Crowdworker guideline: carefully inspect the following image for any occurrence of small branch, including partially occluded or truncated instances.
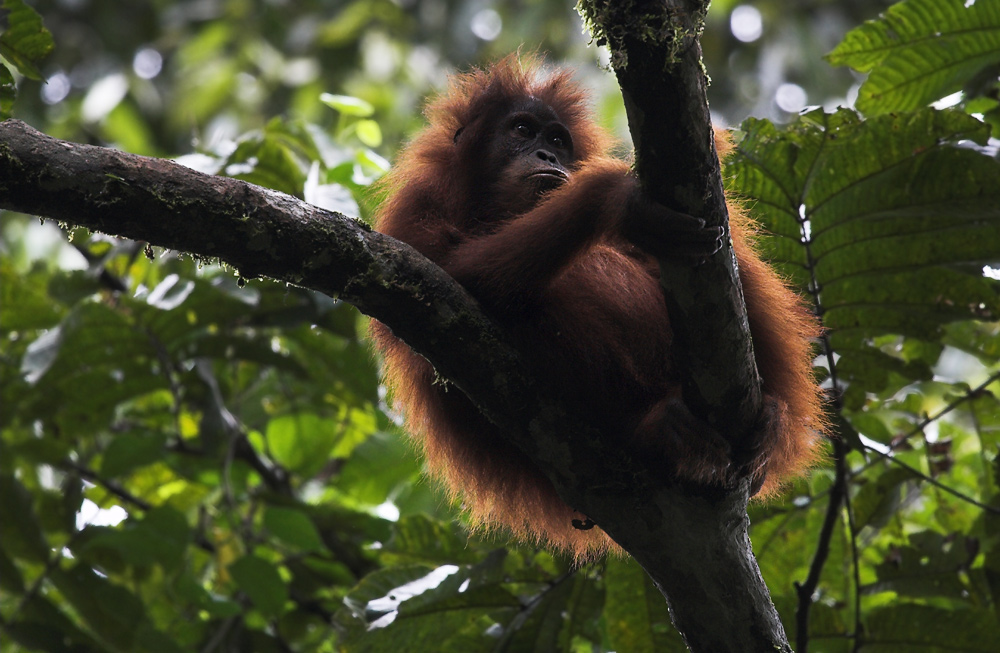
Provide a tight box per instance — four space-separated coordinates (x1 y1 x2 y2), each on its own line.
845 472 862 653
862 445 1000 515
794 438 848 652
889 370 1000 450
65 461 153 512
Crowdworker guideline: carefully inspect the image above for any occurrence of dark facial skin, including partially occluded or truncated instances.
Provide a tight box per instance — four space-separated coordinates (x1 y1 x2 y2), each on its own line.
490 100 575 215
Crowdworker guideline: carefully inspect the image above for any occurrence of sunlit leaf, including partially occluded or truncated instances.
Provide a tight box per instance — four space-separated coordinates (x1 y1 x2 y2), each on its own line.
355 119 383 147
265 412 340 477
320 93 375 117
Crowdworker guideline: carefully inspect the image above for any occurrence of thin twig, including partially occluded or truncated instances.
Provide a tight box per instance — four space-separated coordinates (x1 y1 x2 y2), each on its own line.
843 463 862 653
66 460 152 511
795 438 848 653
853 370 1000 466
861 445 1000 515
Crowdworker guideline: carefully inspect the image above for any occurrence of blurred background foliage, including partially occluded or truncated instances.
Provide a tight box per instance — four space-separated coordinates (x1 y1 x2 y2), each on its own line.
2 0 1000 651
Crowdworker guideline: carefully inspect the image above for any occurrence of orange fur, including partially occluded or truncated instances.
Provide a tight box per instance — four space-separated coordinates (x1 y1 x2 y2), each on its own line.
370 55 825 560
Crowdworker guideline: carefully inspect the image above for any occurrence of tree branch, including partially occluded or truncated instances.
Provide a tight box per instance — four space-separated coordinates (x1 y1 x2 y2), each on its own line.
581 1 761 432
795 438 848 652
0 119 520 433
579 1 787 650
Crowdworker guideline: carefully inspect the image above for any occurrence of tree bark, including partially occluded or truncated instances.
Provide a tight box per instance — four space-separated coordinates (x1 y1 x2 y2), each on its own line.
578 1 787 650
581 0 764 481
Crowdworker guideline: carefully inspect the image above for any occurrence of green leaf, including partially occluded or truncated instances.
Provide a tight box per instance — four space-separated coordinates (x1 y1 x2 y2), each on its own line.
852 468 915 531
222 117 322 195
383 514 479 563
334 430 426 510
17 302 167 435
730 108 1000 395
100 431 169 477
498 574 596 652
173 573 242 618
229 554 289 617
102 101 157 156
356 147 391 176
0 544 24 592
146 274 195 311
0 0 54 80
75 525 157 569
338 554 520 652
76 506 190 573
320 93 375 117
868 531 974 599
0 260 64 330
341 565 437 617
20 323 64 385
8 593 103 650
263 506 326 553
136 505 192 571
355 119 383 147
604 557 686 653
266 412 340 477
827 0 1000 114
1 63 14 119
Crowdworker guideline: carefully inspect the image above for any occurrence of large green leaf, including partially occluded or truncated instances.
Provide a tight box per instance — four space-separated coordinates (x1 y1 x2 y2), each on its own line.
265 412 341 476
729 108 1000 402
496 573 597 652
827 0 1000 114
